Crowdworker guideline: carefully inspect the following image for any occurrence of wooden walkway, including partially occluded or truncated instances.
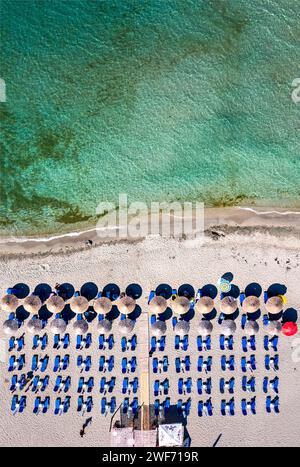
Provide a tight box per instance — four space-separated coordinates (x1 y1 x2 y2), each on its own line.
138 311 150 430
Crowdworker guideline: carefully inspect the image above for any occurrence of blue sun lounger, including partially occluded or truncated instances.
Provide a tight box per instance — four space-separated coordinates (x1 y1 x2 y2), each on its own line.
178 378 183 394
154 380 160 396
85 333 92 348
11 395 18 412
130 335 137 351
40 356 48 372
76 335 83 349
107 356 114 372
120 377 127 394
122 398 129 415
270 376 279 393
107 334 114 349
62 355 70 370
63 376 71 392
99 335 105 350
150 336 156 353
55 398 61 415
86 396 93 412
53 334 60 349
266 396 279 413
101 397 107 415
31 355 38 372
186 378 192 393
184 356 190 371
129 357 136 372
151 315 156 325
100 377 106 393
154 399 160 416
121 358 127 374
182 335 189 351
85 356 91 371
198 401 203 417
8 356 16 372
19 396 26 413
131 398 138 415
263 314 269 326
42 397 50 413
77 396 83 412
241 314 247 329
16 336 24 352
148 290 155 304
241 399 247 416
242 376 255 392
9 337 15 352
220 335 225 350
175 358 181 373
34 397 41 414
54 376 62 392
110 397 116 414
77 377 84 393
17 355 25 370
64 396 71 413
41 334 48 350
41 376 49 391
10 375 18 391
63 334 70 349
132 377 138 394
33 335 40 350
87 377 94 392
158 336 165 351
53 356 60 372
175 335 180 350
152 358 158 373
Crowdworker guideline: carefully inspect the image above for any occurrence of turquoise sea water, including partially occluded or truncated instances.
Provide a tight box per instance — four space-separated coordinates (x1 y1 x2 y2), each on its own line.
1 0 300 237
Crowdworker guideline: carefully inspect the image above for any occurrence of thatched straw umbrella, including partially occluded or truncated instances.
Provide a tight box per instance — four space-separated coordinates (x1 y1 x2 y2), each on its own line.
171 296 190 315
0 294 19 312
220 319 237 336
242 296 260 314
149 296 168 315
23 295 42 314
50 318 67 334
244 320 259 336
117 296 136 315
70 296 89 314
3 319 19 335
118 318 135 335
198 320 213 336
265 296 283 315
151 320 167 337
73 320 89 335
195 296 214 315
97 319 112 333
94 297 112 315
175 320 190 336
46 295 65 313
220 296 238 315
27 317 43 334
264 320 282 336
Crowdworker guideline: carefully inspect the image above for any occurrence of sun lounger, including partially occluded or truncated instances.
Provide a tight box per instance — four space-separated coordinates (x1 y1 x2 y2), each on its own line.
240 293 245 305
63 334 70 349
42 397 50 413
34 397 41 414
62 355 69 370
108 356 114 372
87 377 94 393
11 395 18 412
77 396 83 412
100 397 107 415
64 396 70 413
53 356 60 372
10 375 17 392
121 358 127 374
182 335 189 351
241 314 247 329
41 376 49 391
64 376 71 392
250 398 256 414
154 399 160 416
172 316 177 329
197 336 203 351
271 376 279 393
76 335 83 350
175 358 181 373
152 358 158 373
130 357 136 372
206 399 213 416
122 397 129 415
55 397 61 415
264 291 268 303
132 377 138 394
154 380 160 396
158 336 165 351
263 314 269 326
110 396 116 414
54 376 62 392
9 337 15 352
53 334 60 349
150 314 156 325
100 377 106 393
177 399 182 414
270 336 279 351
274 396 280 413
19 396 26 413
41 334 48 350
241 357 247 372
148 290 155 304
99 335 105 350
85 356 92 371
198 401 203 417
175 335 180 350
186 378 192 393
150 336 156 353
121 377 128 394
220 335 225 350
32 335 39 349
229 399 235 416
16 336 24 352
8 356 16 372
86 396 93 413
185 356 190 371
130 335 137 350
241 399 247 416
250 355 256 370
242 336 248 352
266 396 272 413
85 333 92 348
249 335 256 351
18 355 25 370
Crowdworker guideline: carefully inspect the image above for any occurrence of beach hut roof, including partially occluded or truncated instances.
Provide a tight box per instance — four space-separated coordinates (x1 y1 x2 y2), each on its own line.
174 320 190 336
151 320 167 337
197 320 213 336
242 296 260 313
23 295 42 314
3 319 19 335
220 296 238 315
27 317 43 334
94 297 112 314
50 318 67 334
149 296 168 315
265 296 283 315
97 319 112 333
46 295 65 313
70 296 89 314
117 296 136 315
244 320 259 336
195 296 214 314
171 296 190 315
220 319 237 336
264 320 282 336
118 318 135 335
0 294 19 312
73 320 89 335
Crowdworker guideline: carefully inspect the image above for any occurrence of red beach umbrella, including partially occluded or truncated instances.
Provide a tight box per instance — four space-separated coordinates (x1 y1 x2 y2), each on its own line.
282 322 298 336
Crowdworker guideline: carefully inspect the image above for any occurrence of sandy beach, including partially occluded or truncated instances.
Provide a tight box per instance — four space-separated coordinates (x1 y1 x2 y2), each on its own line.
0 207 299 447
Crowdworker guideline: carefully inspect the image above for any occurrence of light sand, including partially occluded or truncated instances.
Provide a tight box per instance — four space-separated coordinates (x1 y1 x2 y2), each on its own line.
0 221 300 447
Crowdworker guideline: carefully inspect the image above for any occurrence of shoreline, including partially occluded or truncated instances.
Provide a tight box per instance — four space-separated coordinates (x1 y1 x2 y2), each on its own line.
0 206 300 258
